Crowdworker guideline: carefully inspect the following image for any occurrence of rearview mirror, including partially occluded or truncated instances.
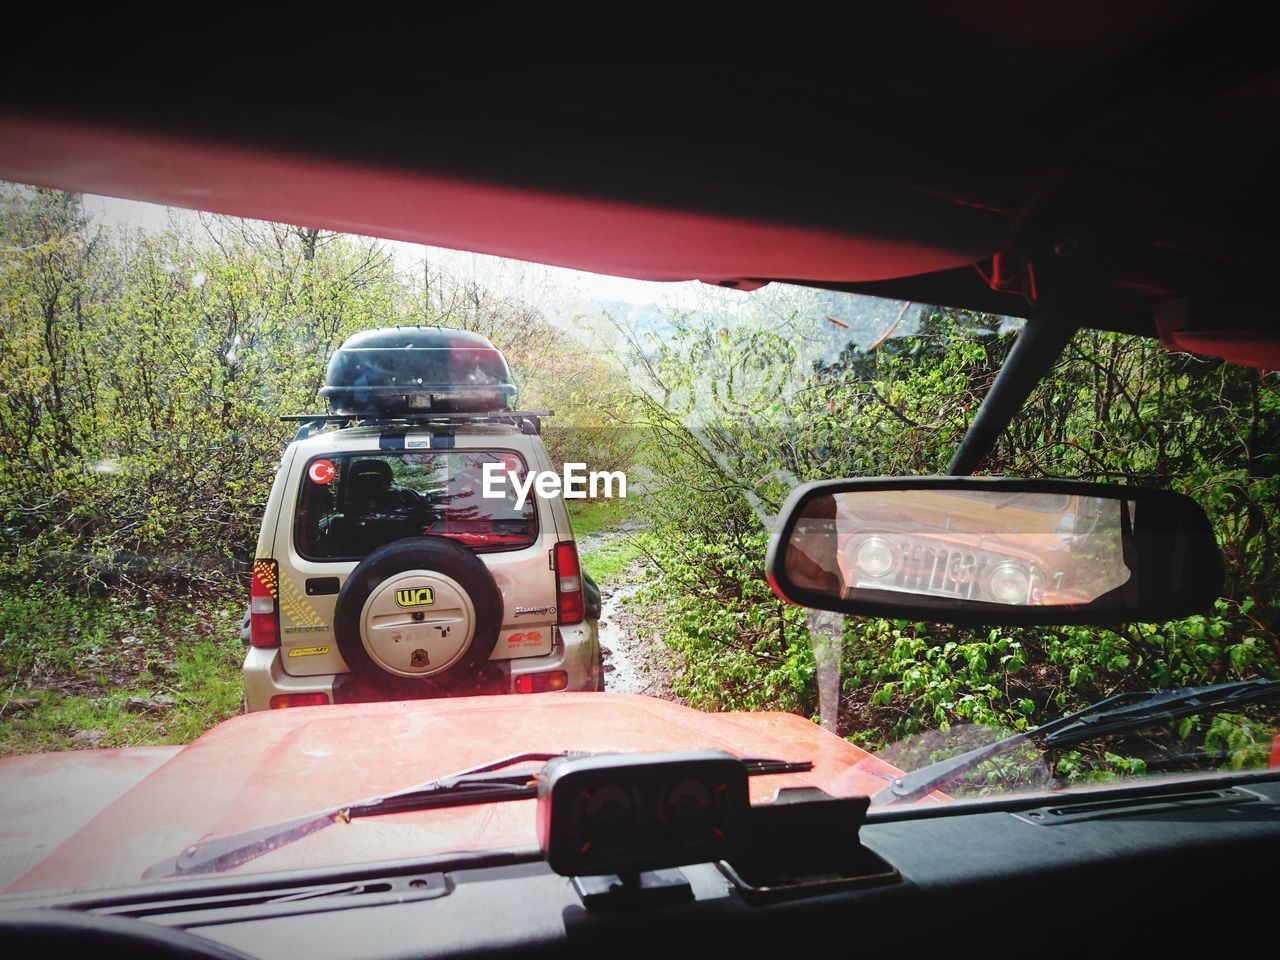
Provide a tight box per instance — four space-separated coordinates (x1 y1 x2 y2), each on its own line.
766 478 1223 625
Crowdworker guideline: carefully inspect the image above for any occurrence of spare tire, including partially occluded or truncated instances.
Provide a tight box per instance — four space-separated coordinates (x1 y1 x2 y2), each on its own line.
333 537 503 698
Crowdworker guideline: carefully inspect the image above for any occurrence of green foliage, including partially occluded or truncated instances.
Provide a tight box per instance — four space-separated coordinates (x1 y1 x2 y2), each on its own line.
568 497 636 540
1 192 405 584
631 530 816 714
572 496 647 584
1202 712 1275 770
3 186 1278 782
0 633 245 755
836 598 1277 748
0 187 643 753
0 580 244 754
580 537 646 584
621 299 1280 781
0 189 636 588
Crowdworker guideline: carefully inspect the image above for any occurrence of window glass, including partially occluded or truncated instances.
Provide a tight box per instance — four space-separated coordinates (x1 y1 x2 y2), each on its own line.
298 451 536 558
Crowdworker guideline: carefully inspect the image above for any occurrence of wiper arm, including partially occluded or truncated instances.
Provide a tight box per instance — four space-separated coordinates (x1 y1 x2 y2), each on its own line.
143 752 813 880
142 751 560 881
871 678 1280 808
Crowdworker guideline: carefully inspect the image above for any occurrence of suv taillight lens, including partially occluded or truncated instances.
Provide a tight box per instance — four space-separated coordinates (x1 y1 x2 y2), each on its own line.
250 559 281 648
514 671 569 694
554 542 584 626
270 693 330 709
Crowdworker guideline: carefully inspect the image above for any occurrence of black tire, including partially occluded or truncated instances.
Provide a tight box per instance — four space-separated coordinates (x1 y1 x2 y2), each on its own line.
583 569 602 622
333 537 504 698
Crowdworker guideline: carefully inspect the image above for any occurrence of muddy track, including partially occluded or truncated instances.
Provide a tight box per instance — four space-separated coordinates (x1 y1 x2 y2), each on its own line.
587 533 681 701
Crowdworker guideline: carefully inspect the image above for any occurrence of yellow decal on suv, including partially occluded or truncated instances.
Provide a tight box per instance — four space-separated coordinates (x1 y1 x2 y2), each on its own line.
287 645 331 658
395 587 435 607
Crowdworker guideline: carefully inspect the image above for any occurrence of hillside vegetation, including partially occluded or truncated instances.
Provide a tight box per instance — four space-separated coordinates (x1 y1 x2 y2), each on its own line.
2 188 1277 780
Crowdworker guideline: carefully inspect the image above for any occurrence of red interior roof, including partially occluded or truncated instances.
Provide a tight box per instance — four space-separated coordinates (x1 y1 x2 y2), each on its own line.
1 7 1276 343
0 113 992 286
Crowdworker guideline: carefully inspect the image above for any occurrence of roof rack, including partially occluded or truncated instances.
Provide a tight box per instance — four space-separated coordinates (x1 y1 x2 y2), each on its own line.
282 410 554 441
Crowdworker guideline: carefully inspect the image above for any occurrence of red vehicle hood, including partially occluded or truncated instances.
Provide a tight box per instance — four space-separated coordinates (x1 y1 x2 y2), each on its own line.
0 694 909 896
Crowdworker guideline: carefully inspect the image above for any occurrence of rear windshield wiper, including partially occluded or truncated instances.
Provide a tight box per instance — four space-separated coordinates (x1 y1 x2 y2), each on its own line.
871 678 1280 808
143 752 812 880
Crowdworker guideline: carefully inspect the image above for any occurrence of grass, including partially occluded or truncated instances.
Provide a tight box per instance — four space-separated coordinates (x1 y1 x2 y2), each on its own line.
567 496 636 539
0 496 650 755
0 582 245 755
581 536 647 584
568 495 649 587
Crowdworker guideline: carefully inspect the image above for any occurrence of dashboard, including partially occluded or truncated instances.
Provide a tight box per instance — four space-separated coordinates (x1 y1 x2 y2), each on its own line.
7 771 1277 958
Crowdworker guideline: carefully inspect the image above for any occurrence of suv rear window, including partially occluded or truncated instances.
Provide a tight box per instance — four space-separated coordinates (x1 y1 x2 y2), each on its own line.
296 451 537 560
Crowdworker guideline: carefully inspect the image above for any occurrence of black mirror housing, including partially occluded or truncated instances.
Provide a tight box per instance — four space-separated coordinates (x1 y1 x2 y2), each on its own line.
766 477 1224 626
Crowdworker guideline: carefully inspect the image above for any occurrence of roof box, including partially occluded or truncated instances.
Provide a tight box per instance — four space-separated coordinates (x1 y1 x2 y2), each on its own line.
319 327 518 415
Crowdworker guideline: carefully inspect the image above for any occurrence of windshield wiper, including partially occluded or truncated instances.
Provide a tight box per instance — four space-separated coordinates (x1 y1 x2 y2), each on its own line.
871 678 1280 808
143 752 812 880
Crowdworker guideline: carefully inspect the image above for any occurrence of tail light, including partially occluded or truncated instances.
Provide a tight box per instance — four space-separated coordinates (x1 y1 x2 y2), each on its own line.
270 693 330 709
553 541 584 625
250 559 281 648
514 671 569 694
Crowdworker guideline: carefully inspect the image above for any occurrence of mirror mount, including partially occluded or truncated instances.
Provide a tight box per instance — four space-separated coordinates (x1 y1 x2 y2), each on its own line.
946 310 1077 476
952 186 1146 475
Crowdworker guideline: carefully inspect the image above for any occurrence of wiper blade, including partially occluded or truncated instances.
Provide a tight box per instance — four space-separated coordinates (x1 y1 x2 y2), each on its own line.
143 752 813 880
871 678 1280 808
142 751 559 881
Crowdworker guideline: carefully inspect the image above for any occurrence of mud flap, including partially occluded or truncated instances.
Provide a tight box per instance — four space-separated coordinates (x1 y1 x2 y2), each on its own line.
583 570 602 622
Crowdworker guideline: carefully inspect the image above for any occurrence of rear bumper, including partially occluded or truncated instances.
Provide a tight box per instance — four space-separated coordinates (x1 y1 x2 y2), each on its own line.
242 645 336 712
243 620 602 712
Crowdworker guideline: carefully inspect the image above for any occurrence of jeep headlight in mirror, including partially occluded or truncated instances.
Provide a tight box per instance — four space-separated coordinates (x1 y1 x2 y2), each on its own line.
766 478 1223 625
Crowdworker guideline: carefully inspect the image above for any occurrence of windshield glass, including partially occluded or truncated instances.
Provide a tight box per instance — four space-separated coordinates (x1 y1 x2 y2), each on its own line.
1 184 1278 895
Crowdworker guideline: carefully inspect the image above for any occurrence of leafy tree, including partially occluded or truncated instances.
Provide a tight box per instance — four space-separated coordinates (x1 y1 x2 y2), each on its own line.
616 299 1280 771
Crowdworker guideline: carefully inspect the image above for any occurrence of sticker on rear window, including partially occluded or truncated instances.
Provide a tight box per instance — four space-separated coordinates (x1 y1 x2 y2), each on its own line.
308 459 335 485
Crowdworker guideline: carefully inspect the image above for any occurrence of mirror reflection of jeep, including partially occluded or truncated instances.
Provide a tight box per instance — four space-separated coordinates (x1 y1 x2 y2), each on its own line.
241 327 605 711
832 491 1089 606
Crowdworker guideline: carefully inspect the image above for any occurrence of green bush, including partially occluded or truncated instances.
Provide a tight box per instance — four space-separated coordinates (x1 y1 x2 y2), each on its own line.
632 530 815 714
621 301 1280 772
0 189 637 589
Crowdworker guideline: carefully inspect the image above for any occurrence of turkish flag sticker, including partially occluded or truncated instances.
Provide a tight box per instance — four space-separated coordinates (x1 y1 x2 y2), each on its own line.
308 459 336 485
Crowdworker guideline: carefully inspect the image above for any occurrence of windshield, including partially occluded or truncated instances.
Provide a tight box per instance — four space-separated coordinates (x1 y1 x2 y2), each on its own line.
1 184 1278 895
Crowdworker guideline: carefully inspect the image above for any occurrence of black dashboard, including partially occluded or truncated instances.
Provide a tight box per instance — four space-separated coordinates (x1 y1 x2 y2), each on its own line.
8 772 1277 958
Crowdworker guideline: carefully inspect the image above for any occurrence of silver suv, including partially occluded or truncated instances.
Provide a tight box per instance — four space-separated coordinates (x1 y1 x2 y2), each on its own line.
241 328 603 711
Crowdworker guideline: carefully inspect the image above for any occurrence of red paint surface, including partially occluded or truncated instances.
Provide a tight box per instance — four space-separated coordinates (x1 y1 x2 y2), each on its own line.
0 746 180 885
0 114 984 287
0 694 915 895
1163 330 1280 371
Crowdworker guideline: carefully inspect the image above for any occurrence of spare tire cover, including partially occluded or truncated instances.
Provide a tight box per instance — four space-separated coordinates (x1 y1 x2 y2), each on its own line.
334 537 503 696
